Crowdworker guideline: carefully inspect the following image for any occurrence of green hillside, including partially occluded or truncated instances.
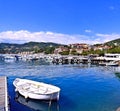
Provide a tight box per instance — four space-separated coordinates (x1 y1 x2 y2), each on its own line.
0 42 64 54
105 38 120 46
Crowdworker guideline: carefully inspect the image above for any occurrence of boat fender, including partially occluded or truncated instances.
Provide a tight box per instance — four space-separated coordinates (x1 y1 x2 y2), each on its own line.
74 59 77 63
59 59 62 63
77 60 80 64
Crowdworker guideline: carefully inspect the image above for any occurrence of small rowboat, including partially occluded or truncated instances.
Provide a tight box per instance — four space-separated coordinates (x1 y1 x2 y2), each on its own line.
13 78 60 100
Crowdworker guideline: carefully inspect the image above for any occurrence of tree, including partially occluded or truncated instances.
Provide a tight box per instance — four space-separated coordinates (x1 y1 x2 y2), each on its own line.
107 46 120 53
34 47 43 53
59 51 69 55
70 49 78 55
44 47 55 54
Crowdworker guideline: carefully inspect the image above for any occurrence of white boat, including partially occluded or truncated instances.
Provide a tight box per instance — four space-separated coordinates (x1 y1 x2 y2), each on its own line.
99 61 119 66
96 53 120 61
4 55 16 62
105 61 119 66
13 78 60 101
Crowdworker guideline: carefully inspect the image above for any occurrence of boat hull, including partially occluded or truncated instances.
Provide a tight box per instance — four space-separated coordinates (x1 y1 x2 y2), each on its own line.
17 89 60 100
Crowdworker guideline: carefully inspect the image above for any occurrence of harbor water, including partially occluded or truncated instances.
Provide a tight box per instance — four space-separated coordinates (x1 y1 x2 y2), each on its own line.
1 61 120 111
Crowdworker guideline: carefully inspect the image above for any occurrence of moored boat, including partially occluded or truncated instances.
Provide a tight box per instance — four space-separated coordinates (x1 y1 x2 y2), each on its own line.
105 61 119 66
13 78 60 101
99 61 119 66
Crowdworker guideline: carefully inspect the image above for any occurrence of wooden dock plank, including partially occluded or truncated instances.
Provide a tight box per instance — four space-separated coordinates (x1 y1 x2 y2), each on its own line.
0 76 9 111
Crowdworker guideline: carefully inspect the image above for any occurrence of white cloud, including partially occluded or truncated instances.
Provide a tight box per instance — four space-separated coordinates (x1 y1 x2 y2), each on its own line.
109 6 115 10
85 29 92 33
0 30 120 45
96 33 120 43
0 30 91 44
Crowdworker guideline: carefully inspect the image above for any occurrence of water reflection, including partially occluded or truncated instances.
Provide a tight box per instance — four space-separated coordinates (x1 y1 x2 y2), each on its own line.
97 66 120 74
15 93 59 111
115 72 120 79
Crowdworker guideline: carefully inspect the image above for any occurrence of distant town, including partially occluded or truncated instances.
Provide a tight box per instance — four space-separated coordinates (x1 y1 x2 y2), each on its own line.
0 38 120 56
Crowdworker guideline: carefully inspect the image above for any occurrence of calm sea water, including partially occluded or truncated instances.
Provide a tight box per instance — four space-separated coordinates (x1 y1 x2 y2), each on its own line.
1 61 120 111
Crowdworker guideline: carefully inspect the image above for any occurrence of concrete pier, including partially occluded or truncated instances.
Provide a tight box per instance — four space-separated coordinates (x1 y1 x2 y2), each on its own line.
0 76 9 111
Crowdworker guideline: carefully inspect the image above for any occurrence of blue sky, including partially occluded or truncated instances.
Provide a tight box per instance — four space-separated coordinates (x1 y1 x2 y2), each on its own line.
0 0 120 44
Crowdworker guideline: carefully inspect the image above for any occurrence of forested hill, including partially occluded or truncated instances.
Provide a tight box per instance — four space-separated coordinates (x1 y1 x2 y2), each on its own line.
0 42 64 54
105 38 120 46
